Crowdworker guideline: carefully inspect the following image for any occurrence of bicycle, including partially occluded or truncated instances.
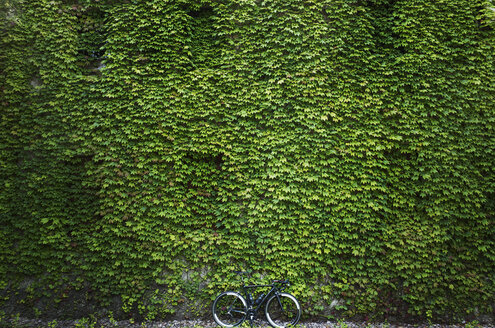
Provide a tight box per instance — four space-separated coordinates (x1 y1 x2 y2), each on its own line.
212 271 301 328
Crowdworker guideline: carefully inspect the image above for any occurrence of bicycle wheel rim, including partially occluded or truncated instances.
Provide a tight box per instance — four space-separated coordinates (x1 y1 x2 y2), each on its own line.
265 293 301 328
213 292 247 327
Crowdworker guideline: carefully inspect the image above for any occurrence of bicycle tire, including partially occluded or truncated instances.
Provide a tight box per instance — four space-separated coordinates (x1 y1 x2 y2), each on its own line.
265 292 301 328
212 291 248 327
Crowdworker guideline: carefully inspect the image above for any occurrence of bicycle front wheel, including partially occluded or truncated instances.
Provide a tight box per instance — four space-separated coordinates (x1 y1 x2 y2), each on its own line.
265 293 301 328
212 291 247 327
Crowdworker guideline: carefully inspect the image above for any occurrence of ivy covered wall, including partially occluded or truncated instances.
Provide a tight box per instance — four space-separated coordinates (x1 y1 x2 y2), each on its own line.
1 0 494 322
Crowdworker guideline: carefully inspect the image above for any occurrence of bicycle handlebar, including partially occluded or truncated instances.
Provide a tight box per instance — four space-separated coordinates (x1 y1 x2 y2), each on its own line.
233 270 250 275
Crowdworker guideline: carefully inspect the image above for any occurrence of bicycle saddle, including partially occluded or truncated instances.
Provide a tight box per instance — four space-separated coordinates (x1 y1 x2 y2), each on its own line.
272 279 289 284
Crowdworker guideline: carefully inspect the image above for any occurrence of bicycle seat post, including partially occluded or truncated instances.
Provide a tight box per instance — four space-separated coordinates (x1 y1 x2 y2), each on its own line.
240 272 245 286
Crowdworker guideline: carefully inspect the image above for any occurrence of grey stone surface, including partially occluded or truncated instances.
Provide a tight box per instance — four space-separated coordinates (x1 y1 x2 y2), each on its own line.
3 318 494 328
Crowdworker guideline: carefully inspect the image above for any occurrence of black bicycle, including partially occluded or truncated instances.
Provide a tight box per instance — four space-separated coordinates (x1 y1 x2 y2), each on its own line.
212 271 301 328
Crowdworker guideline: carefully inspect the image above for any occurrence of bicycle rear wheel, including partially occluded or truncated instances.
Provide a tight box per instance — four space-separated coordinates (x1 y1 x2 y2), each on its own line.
265 293 301 328
212 291 247 327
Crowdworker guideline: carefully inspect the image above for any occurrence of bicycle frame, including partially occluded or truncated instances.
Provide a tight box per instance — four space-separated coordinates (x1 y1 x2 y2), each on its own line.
241 283 285 313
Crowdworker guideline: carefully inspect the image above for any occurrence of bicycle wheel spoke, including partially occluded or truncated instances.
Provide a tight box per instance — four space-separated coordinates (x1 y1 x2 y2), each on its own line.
213 292 247 327
266 294 301 328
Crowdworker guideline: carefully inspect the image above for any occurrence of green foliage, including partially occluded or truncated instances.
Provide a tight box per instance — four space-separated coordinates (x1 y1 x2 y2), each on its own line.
465 320 482 328
74 315 97 328
47 320 58 328
1 0 494 322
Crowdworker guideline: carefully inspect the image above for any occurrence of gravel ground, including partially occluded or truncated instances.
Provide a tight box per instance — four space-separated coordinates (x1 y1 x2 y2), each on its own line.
3 318 494 328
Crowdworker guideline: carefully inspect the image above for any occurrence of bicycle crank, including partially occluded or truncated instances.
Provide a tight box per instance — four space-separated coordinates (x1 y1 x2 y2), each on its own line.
247 309 256 327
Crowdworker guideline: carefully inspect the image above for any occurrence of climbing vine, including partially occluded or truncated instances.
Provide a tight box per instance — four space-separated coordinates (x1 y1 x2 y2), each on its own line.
1 0 494 322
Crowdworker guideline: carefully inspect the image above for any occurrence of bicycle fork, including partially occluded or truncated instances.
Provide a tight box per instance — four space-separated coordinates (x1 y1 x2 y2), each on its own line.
276 294 285 313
